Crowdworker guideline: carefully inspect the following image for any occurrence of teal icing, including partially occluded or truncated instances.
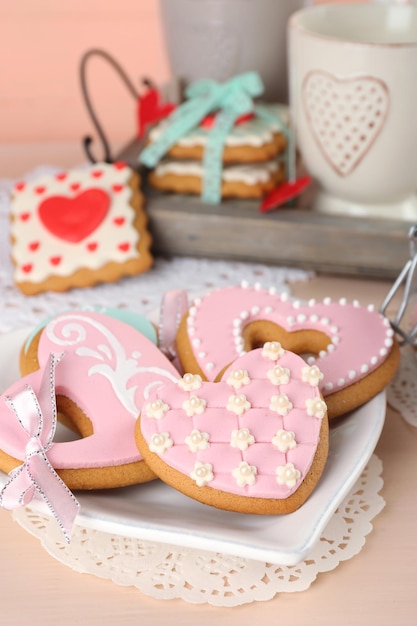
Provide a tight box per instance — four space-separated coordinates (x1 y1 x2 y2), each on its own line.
23 305 157 354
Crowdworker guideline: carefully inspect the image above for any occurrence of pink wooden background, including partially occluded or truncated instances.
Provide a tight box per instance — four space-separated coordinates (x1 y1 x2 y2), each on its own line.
0 1 170 145
0 0 376 146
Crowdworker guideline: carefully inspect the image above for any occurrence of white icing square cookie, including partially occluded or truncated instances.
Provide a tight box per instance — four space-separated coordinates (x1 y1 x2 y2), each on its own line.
9 162 152 295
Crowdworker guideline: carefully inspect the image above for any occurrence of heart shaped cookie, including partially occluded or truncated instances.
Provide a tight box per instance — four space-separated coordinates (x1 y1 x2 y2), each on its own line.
136 344 329 514
175 283 400 419
0 311 179 490
303 70 389 176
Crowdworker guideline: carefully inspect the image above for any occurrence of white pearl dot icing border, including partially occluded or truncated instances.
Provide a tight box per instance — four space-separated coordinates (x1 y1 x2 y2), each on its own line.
185 281 395 392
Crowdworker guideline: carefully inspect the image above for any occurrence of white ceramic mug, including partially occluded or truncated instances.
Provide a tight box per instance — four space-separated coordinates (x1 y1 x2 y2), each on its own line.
288 3 417 220
159 0 305 103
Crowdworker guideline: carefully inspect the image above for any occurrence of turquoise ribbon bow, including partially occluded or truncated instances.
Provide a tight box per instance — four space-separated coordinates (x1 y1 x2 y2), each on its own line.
140 72 267 204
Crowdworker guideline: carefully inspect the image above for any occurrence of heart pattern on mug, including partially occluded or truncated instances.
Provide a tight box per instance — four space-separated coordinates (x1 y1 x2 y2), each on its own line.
176 283 398 419
137 346 329 514
38 188 110 243
302 71 389 176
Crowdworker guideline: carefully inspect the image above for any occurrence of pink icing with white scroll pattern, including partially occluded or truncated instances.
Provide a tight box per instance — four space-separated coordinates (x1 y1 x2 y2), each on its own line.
0 312 179 470
140 344 326 499
183 283 394 394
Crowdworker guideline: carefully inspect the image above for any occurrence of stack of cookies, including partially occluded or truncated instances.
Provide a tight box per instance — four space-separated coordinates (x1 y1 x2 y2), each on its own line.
144 103 289 201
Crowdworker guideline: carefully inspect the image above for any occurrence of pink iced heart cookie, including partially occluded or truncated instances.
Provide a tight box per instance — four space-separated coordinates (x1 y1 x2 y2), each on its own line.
175 283 400 419
136 344 329 514
0 311 180 490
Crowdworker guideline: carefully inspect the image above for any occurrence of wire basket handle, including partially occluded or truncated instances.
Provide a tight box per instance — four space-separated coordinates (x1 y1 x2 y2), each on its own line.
79 48 140 163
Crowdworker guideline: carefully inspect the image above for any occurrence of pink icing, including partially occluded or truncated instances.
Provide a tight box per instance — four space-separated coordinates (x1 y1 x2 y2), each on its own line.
0 312 179 470
182 283 394 394
140 347 325 500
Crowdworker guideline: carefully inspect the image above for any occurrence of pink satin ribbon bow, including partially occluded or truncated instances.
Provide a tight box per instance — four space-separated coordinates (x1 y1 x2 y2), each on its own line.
0 352 80 543
158 289 189 372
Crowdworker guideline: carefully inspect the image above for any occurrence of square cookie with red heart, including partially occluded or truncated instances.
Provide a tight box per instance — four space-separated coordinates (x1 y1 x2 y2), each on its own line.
9 162 152 295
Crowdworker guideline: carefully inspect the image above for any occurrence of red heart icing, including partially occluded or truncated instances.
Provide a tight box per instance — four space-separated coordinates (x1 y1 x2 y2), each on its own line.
118 242 130 252
49 256 62 266
38 189 110 243
35 186 46 194
21 264 33 273
19 213 30 222
87 242 98 252
113 216 125 226
28 241 40 252
138 346 328 514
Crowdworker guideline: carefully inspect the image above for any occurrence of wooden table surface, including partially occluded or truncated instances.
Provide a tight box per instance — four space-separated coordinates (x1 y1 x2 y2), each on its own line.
1 146 417 625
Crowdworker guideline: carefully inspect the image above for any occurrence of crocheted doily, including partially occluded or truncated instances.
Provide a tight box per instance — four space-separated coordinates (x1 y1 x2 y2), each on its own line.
12 454 384 607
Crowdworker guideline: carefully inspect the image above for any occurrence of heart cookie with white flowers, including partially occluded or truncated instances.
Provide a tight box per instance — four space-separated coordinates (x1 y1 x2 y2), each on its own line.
9 162 152 295
175 283 400 419
136 344 329 514
302 70 389 176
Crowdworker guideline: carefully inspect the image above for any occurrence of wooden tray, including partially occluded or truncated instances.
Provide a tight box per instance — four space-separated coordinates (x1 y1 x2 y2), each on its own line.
120 139 414 280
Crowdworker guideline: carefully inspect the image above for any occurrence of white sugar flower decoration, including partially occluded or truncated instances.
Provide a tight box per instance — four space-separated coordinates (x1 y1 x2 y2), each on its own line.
269 394 293 416
230 427 255 451
262 341 285 361
305 397 327 419
301 365 324 387
267 365 290 386
145 398 170 420
190 462 214 487
272 429 296 452
232 461 257 487
226 393 251 416
182 395 207 417
149 432 173 455
178 373 203 391
276 463 301 488
226 368 250 390
185 428 210 452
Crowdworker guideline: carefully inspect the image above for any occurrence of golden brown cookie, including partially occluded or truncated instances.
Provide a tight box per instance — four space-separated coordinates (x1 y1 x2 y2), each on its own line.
146 104 288 163
174 284 400 420
148 159 285 199
9 162 152 295
0 309 180 490
136 345 329 514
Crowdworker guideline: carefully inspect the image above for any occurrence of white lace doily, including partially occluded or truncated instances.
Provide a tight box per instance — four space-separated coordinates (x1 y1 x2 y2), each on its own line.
387 345 417 426
12 454 384 607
